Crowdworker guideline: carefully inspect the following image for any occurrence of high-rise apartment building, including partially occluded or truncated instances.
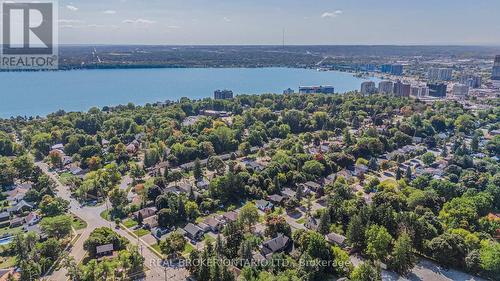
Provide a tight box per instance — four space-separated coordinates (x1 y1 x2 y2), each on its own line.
492 55 500 80
452 84 469 97
427 83 447 97
393 80 411 97
428 68 453 81
380 64 403 76
360 81 377 95
378 81 394 94
410 86 429 98
214 89 234 100
459 74 482 89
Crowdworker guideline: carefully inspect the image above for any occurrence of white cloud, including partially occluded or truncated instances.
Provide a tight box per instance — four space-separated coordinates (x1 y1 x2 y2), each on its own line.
103 10 116 14
321 10 343 18
66 5 78 11
88 24 119 29
58 19 84 23
122 18 156 24
167 25 180 29
223 17 231 22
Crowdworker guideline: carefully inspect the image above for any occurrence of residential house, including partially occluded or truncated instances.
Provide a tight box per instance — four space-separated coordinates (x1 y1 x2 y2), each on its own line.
133 207 157 221
281 188 296 199
183 223 204 241
62 156 73 166
0 212 10 228
255 200 273 212
0 268 19 281
196 179 210 190
165 182 195 196
7 200 33 214
325 232 347 248
260 233 291 259
336 169 353 180
222 211 238 223
126 143 138 154
24 212 40 226
244 161 265 172
51 143 64 151
197 223 211 233
143 215 158 229
325 174 337 185
267 194 284 205
151 227 170 240
301 181 322 192
351 164 369 177
305 216 318 231
23 224 47 240
70 167 85 176
203 216 224 233
96 244 114 257
9 217 24 228
6 190 26 203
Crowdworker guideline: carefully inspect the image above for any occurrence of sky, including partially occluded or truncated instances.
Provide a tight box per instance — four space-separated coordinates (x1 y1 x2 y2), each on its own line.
52 0 500 45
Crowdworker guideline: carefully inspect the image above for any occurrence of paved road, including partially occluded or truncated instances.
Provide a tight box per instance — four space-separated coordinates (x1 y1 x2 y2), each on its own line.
37 162 189 281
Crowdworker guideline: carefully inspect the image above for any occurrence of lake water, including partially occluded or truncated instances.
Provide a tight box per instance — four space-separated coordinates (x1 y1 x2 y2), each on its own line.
0 67 379 118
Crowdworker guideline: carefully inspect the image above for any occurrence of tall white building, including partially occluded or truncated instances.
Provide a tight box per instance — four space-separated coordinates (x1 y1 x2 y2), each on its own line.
378 81 394 94
360 81 377 95
459 74 481 89
428 68 453 81
452 84 469 97
410 86 429 98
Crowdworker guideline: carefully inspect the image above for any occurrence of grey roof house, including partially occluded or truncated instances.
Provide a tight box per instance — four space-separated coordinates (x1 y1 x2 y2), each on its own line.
260 233 291 258
183 223 204 241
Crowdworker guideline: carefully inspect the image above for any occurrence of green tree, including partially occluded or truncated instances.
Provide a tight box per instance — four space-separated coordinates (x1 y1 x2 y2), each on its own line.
238 203 259 232
40 215 72 239
207 156 225 175
223 221 244 259
421 152 436 166
193 158 203 180
389 233 416 276
302 160 325 178
365 224 393 260
317 210 331 235
264 215 292 238
350 262 382 281
39 195 69 217
108 188 128 215
347 214 366 249
160 232 186 259
83 227 127 258
479 240 500 278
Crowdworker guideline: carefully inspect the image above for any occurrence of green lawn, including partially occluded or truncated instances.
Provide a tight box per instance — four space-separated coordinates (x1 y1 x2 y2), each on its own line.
203 234 215 244
0 256 15 269
71 216 87 231
100 209 111 221
133 228 150 237
123 219 138 228
296 218 305 224
0 225 23 237
58 172 73 185
182 243 195 256
151 243 161 253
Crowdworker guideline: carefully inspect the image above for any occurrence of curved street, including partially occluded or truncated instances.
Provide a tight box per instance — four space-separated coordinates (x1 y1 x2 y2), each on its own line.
36 162 189 281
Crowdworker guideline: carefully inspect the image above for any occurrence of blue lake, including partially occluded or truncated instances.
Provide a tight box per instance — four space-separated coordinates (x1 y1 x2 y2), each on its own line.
0 67 379 118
